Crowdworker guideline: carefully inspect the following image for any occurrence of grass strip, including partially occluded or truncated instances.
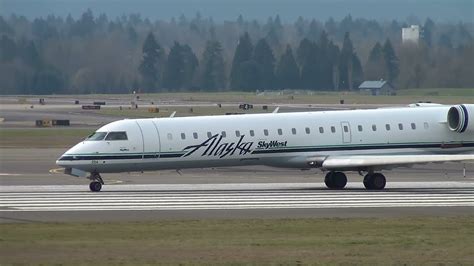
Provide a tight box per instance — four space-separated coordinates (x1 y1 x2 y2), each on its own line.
1 216 473 265
0 128 94 148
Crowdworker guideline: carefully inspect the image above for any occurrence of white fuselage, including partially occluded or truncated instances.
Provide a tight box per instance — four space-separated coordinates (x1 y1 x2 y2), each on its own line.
57 105 474 174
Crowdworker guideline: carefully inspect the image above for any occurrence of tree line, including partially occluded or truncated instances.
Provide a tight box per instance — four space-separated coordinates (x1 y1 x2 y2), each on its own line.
0 11 473 94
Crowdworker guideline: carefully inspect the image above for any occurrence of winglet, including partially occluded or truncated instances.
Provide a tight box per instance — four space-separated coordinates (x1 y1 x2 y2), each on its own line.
272 107 280 113
169 111 177 118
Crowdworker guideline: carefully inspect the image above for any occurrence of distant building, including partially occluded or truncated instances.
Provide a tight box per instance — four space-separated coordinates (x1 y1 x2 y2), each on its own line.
402 25 420 44
359 80 394 96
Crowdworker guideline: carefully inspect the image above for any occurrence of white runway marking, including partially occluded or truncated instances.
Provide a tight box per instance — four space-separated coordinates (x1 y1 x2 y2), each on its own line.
1 182 473 212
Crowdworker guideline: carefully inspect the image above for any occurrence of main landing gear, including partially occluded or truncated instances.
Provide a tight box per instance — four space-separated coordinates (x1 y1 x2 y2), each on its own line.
88 172 104 192
324 171 387 190
324 171 347 189
363 173 386 190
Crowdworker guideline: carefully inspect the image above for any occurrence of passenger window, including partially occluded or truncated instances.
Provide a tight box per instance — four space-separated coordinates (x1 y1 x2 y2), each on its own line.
87 132 107 141
235 130 241 137
424 122 429 129
221 131 226 138
372 125 377 131
358 125 363 132
193 132 198 139
167 133 172 140
411 123 416 130
207 132 212 138
105 131 128 141
343 125 349 133
264 129 269 136
305 127 310 134
181 133 186 140
319 127 324 133
386 124 391 131
278 129 283 135
331 126 336 133
250 130 255 137
398 123 403 130
292 128 297 135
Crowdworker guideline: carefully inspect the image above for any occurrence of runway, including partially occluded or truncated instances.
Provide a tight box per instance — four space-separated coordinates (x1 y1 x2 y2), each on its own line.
1 182 473 222
1 148 474 222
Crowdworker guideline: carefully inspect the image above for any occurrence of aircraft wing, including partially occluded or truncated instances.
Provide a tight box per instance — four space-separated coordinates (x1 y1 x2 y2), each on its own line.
320 154 474 170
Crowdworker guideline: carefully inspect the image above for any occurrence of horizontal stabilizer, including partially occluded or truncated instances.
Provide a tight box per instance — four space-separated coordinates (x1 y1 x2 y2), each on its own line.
322 154 474 170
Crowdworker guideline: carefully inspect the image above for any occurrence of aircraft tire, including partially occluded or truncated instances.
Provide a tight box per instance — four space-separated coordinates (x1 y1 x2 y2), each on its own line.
332 172 347 189
363 173 386 190
363 174 373 189
324 172 334 188
371 173 386 190
325 172 347 189
89 181 102 192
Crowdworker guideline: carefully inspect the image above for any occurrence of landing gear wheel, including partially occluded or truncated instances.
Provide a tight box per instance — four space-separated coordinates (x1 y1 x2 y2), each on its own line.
89 181 102 192
88 172 104 192
325 171 347 189
363 173 386 190
324 172 334 188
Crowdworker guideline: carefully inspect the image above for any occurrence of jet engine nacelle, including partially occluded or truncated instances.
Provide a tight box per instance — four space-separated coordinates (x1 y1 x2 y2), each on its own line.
447 104 474 133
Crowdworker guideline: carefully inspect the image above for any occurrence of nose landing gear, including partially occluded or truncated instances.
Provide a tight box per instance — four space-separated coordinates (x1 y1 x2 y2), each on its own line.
88 173 104 192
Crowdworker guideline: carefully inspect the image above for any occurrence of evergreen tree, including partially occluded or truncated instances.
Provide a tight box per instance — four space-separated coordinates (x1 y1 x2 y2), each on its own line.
70 9 96 37
307 19 321 41
351 54 364 88
423 18 435 47
230 32 254 89
339 32 354 90
138 32 164 91
383 39 399 83
328 41 340 90
200 40 226 91
296 38 313 66
163 42 185 90
20 40 42 69
297 38 318 90
0 16 14 36
294 16 305 36
237 60 260 91
253 38 275 89
318 31 334 90
163 42 198 90
275 45 300 89
438 33 453 49
365 42 386 80
0 34 16 62
33 67 64 94
181 44 199 89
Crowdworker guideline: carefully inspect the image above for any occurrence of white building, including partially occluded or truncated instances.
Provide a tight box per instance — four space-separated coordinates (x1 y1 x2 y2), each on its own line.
402 25 420 44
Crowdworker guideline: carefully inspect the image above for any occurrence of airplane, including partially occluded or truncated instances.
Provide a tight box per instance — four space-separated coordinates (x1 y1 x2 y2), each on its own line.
56 103 474 192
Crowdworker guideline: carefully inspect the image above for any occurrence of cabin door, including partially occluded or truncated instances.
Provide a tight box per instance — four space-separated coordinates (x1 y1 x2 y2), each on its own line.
340 121 352 143
135 120 161 159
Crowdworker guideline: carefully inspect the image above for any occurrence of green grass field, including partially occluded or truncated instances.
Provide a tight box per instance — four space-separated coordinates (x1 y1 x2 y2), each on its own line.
122 89 474 105
96 105 271 118
9 88 473 105
1 216 473 265
0 128 93 148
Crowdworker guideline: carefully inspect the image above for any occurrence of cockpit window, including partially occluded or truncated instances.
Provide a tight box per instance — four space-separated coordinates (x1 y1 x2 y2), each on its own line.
87 132 107 141
105 131 128 141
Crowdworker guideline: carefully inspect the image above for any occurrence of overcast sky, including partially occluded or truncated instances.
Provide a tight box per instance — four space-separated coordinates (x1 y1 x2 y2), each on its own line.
1 0 473 22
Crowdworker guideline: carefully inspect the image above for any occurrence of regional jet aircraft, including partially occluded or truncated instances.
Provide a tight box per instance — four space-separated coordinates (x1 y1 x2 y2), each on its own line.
57 103 474 192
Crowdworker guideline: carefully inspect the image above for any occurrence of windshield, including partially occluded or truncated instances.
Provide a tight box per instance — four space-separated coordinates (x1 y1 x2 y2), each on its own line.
86 132 107 141
105 131 128 141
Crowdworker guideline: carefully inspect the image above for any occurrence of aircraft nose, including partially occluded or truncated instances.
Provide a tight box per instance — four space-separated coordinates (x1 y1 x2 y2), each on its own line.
56 153 72 167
